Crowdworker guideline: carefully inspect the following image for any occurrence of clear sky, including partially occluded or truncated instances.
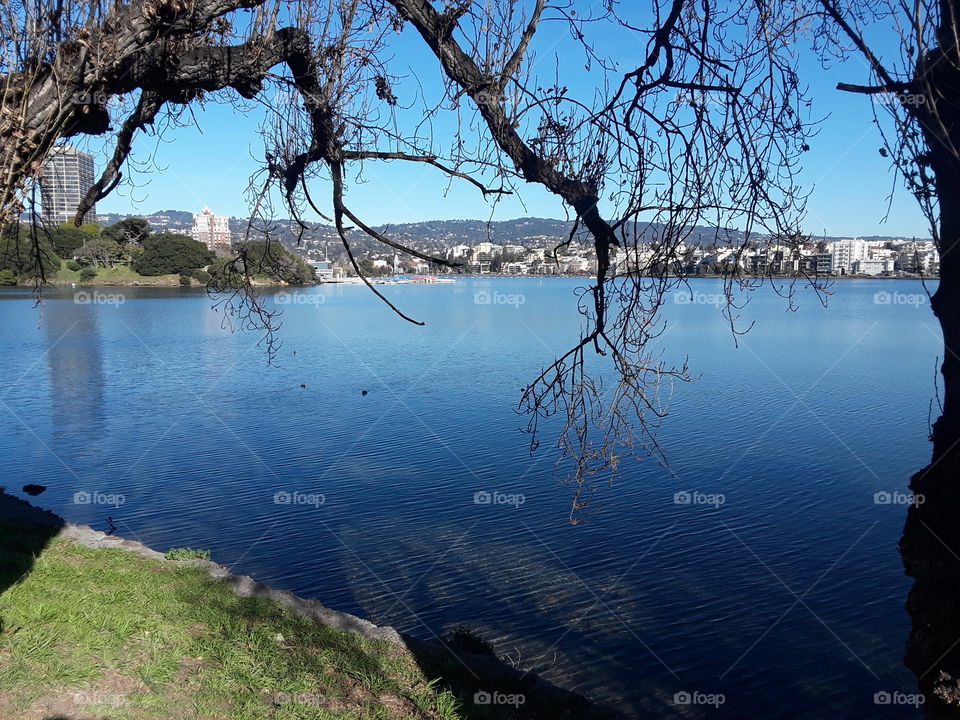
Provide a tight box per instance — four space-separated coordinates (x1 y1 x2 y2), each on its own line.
89 8 930 239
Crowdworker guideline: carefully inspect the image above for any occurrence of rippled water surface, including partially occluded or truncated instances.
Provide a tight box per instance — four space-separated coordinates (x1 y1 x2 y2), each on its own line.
0 278 940 717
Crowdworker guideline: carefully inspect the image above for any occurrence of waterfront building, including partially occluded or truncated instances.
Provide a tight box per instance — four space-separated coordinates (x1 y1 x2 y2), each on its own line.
851 258 894 275
40 145 97 226
830 238 870 275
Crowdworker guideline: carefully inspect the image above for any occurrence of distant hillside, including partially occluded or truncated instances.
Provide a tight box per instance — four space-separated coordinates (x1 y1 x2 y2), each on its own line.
95 210 930 253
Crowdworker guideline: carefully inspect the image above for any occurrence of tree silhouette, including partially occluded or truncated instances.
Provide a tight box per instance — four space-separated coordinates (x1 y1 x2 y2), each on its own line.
810 1 960 712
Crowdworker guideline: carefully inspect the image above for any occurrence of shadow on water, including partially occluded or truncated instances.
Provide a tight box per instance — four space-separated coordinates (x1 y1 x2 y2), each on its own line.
402 632 626 720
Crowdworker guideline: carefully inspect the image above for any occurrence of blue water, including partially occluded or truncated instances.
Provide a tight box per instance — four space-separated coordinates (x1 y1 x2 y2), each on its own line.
0 278 940 718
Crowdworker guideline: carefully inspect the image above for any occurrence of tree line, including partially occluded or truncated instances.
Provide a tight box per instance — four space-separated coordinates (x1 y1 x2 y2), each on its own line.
0 218 315 285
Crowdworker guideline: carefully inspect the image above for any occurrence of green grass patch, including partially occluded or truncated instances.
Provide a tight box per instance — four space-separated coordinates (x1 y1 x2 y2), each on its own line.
0 520 462 719
165 547 212 561
54 260 182 285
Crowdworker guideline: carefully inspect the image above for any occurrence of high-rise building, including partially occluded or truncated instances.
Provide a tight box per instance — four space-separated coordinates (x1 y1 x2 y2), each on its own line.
191 207 232 253
40 145 97 226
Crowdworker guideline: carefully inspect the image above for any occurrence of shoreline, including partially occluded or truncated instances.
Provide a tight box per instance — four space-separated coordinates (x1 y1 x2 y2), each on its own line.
0 273 939 293
32 273 942 287
0 490 623 719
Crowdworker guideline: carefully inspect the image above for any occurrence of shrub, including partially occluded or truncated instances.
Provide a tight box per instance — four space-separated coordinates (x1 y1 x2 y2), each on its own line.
179 274 192 286
165 547 211 561
191 269 211 283
79 266 97 281
66 260 81 271
0 269 16 285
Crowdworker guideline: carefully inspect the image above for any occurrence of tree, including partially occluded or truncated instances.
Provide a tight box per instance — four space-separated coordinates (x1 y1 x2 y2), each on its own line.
48 225 89 258
76 237 121 268
230 240 315 284
809 1 960 710
102 218 151 247
0 224 60 281
133 233 214 276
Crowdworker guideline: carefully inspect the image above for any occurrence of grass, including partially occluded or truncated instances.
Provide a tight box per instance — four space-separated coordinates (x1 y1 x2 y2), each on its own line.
0 520 463 719
165 547 212 561
53 260 184 285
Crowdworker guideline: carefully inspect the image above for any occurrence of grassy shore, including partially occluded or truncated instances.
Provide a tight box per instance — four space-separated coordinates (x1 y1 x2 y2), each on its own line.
0 519 461 720
52 261 189 286
0 513 618 720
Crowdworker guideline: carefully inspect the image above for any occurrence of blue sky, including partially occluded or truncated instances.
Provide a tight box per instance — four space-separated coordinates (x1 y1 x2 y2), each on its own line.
91 10 930 238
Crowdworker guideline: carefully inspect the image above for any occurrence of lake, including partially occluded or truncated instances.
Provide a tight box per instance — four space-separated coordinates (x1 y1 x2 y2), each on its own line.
0 277 940 717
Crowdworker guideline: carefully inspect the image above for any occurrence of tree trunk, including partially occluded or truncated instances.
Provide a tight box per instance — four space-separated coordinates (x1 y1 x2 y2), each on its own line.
900 37 960 714
901 206 960 715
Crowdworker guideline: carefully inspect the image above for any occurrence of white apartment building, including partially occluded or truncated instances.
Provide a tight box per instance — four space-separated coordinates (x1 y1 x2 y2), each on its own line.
473 242 501 262
830 238 870 275
191 207 232 253
40 145 97 226
852 258 894 275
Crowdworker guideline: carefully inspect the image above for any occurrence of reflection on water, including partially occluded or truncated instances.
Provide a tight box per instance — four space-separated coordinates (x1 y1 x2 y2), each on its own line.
0 279 942 717
44 298 105 449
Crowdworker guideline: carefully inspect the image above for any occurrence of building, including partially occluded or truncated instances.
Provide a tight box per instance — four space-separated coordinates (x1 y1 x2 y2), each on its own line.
473 242 501 262
308 260 334 280
40 145 97 226
851 258 893 276
813 253 833 274
191 207 232 253
830 238 870 275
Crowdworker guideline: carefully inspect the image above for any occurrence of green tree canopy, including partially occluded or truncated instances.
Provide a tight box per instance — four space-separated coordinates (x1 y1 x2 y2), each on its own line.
234 240 315 284
133 233 214 276
76 237 121 267
0 224 60 281
102 218 151 246
48 225 89 258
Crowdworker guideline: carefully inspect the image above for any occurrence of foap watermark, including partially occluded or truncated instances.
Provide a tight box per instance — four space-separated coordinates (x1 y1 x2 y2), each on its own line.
74 291 125 306
674 89 727 109
673 690 725 708
674 490 725 508
273 490 325 507
874 490 925 507
473 690 525 708
70 91 110 106
471 86 522 109
474 290 525 308
273 86 338 111
674 290 726 306
73 490 125 507
874 690 924 707
880 91 927 108
474 490 525 508
72 691 128 706
274 291 325 306
874 290 926 307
